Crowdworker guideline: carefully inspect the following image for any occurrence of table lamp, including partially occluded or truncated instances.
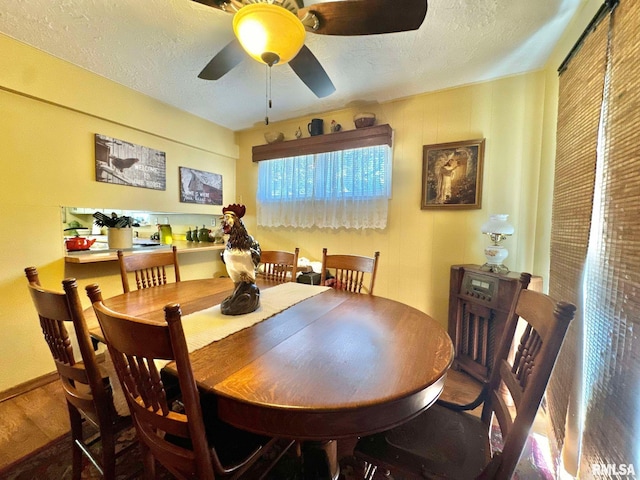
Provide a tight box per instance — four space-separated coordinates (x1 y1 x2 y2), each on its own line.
481 214 514 273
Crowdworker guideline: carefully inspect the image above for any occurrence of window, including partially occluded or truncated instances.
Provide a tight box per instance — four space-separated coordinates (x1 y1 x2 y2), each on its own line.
256 144 392 229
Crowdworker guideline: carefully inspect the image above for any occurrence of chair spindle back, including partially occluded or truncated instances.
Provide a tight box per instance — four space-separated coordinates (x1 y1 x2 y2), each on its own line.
259 248 299 283
320 248 380 294
117 246 181 293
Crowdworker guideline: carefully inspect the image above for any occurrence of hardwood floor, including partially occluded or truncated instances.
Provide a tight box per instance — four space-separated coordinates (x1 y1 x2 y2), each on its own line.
439 368 485 405
0 378 70 470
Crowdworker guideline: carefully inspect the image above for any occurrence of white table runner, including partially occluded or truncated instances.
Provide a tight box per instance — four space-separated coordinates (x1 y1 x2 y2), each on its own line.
178 282 330 353
107 282 330 415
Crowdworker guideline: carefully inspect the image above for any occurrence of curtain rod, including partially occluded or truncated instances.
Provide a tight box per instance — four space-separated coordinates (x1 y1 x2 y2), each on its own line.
558 0 619 74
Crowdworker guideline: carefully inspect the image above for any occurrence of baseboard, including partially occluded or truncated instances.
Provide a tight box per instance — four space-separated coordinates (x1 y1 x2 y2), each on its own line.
0 371 59 404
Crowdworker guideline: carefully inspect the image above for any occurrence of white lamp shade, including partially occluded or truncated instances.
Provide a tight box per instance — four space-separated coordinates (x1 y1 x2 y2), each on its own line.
481 214 514 235
233 3 306 66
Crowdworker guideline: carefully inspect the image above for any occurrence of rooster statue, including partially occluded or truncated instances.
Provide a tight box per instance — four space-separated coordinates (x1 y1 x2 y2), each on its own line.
220 204 261 315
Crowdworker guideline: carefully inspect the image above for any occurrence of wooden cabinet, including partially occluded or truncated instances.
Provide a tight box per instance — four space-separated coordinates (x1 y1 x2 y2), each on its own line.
448 264 542 382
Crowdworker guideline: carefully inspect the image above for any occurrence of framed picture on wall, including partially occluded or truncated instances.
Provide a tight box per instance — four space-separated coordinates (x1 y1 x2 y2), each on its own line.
421 138 485 209
94 134 166 190
179 167 223 205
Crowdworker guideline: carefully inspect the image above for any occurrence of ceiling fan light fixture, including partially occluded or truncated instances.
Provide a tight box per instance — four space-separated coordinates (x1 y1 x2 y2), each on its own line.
233 3 306 66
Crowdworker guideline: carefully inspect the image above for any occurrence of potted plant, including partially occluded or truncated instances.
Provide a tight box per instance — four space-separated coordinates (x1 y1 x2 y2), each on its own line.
93 212 135 249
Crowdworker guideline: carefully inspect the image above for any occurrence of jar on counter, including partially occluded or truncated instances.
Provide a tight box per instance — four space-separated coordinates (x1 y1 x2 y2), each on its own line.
158 224 173 245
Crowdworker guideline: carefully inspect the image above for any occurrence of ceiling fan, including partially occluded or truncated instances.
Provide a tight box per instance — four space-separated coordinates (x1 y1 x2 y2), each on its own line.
193 0 428 98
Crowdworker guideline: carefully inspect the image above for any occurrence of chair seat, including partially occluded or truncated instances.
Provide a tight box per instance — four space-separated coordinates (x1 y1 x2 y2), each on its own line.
165 420 269 468
355 404 490 479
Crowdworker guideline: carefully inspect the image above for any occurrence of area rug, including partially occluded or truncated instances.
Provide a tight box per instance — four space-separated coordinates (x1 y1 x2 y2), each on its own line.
0 425 553 480
0 425 297 480
0 425 153 480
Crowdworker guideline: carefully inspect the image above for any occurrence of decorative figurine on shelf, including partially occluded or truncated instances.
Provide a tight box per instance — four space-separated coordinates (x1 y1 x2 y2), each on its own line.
220 204 261 315
294 126 302 139
186 228 192 242
330 120 342 133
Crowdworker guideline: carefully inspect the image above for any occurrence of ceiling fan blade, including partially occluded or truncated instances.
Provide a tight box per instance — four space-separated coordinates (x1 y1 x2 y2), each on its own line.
299 0 428 36
288 45 336 98
198 38 245 80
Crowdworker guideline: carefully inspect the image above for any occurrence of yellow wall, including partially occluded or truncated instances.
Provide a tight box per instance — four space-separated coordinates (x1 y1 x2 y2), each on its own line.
235 71 548 327
1 0 598 392
0 34 238 391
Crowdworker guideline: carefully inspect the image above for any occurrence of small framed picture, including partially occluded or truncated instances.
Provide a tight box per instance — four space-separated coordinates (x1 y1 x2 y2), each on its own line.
421 138 485 209
179 167 223 205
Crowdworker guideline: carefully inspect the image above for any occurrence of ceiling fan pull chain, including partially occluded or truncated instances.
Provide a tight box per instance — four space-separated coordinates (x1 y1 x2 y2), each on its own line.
265 64 273 125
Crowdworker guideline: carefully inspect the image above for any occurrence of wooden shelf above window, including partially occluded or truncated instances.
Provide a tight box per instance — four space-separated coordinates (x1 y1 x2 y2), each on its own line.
252 124 392 162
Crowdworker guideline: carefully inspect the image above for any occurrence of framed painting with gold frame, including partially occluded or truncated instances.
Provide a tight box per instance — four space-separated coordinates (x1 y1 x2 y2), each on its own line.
421 138 485 209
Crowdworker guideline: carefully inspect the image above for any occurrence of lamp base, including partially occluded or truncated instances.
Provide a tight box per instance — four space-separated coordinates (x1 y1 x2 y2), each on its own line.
482 244 510 274
480 262 510 274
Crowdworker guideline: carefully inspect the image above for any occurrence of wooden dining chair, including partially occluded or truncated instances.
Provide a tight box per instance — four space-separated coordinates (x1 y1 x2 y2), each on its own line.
320 248 380 294
117 245 181 293
24 267 132 480
258 248 299 282
354 284 576 480
86 283 280 480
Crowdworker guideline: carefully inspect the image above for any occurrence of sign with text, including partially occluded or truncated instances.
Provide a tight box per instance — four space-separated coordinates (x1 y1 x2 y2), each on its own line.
179 167 223 205
95 134 166 190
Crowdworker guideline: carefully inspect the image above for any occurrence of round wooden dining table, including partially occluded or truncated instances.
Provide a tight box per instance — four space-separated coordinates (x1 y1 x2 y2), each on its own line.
88 277 454 480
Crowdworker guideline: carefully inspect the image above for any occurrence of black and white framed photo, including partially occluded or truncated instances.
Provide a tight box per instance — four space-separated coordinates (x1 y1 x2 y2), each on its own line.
95 134 166 190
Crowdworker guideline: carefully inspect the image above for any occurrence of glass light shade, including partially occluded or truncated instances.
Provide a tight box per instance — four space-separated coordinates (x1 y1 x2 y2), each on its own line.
233 3 306 66
481 214 514 235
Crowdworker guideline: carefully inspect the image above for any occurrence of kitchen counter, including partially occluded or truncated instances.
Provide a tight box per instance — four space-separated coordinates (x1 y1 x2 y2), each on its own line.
65 240 226 264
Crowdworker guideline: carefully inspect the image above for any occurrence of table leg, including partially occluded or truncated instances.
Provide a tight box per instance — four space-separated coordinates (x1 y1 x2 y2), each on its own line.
301 440 340 480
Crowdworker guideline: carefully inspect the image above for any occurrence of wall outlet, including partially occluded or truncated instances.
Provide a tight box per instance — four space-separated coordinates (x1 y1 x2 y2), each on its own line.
211 218 216 226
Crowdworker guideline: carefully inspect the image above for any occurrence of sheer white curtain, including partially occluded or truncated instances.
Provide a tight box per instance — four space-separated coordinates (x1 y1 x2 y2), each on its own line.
257 145 391 229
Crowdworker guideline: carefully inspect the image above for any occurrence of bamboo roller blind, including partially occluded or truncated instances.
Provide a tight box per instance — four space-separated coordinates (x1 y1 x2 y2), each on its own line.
548 14 608 470
550 0 640 474
578 0 640 472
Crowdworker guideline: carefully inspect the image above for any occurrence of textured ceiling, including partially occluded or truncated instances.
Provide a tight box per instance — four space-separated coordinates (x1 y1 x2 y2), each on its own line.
0 0 581 131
